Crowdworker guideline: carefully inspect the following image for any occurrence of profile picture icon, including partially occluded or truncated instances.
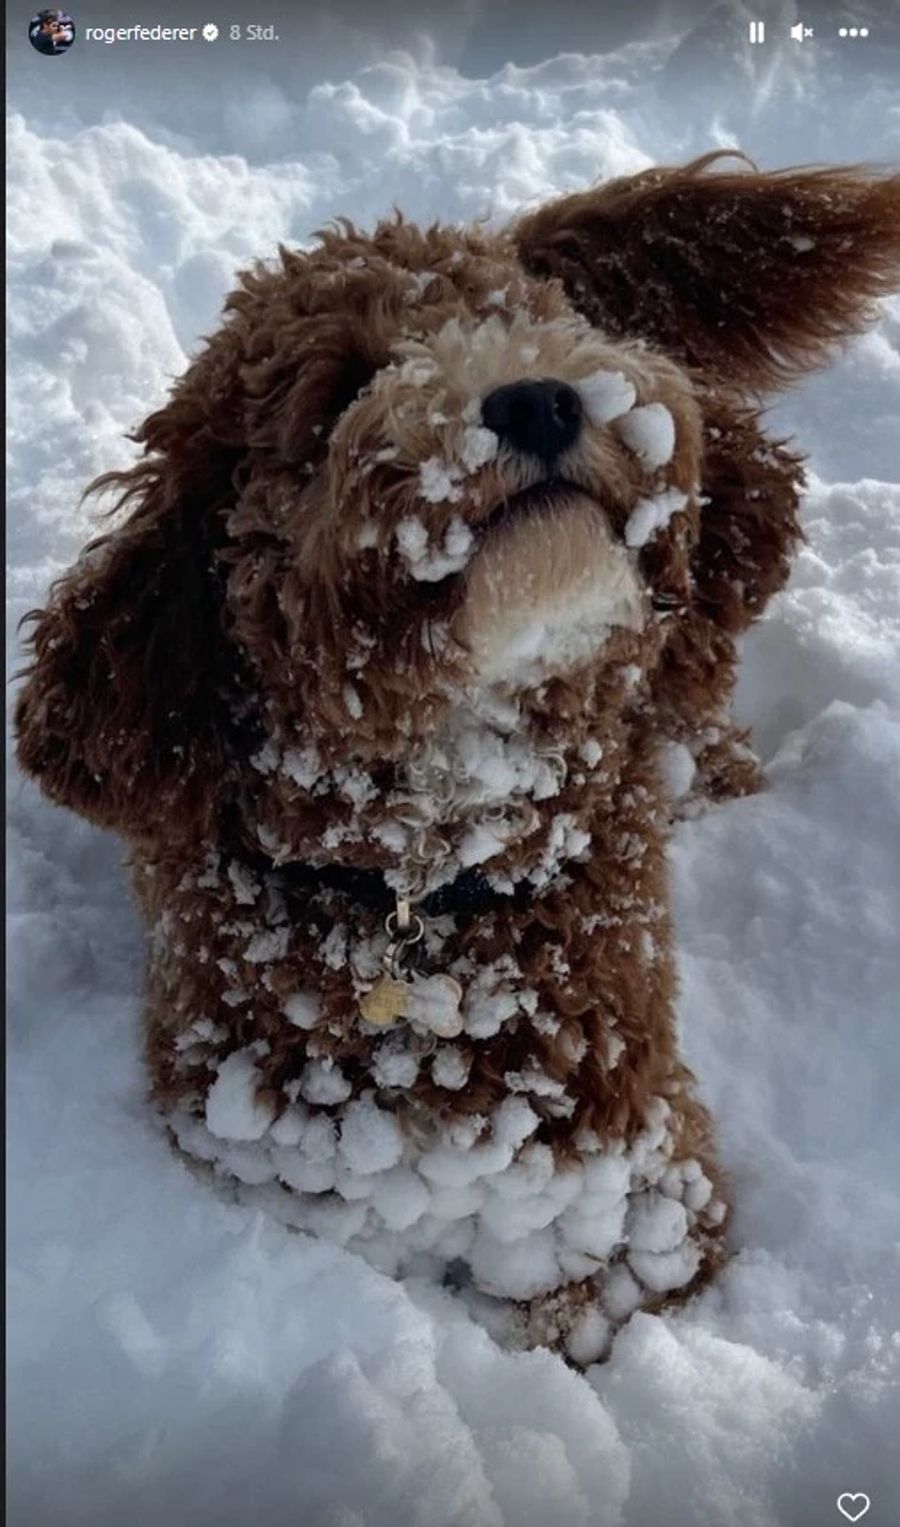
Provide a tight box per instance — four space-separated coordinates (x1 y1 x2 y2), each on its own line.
28 9 75 54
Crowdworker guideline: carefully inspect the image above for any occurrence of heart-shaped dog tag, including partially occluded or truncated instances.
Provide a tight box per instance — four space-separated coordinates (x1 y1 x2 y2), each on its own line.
836 1495 871 1523
359 976 411 1027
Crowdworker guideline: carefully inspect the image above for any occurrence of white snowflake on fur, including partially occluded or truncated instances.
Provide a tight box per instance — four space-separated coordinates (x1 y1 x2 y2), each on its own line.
396 513 474 581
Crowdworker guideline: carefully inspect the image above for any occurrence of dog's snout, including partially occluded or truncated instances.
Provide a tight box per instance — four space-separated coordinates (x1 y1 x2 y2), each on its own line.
481 378 582 463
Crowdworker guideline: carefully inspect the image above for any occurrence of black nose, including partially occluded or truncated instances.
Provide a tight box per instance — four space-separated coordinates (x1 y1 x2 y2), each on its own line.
481 378 582 463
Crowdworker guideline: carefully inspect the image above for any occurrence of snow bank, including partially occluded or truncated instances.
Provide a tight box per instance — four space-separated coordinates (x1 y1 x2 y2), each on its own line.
7 31 900 1527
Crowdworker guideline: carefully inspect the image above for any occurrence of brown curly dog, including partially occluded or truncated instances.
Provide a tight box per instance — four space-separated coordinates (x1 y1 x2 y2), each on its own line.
16 155 900 1364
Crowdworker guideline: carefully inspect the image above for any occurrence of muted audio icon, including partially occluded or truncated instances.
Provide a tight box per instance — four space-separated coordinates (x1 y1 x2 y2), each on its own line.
790 22 814 40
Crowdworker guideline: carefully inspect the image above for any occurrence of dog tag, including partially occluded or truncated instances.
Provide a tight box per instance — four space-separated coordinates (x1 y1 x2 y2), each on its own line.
359 975 411 1027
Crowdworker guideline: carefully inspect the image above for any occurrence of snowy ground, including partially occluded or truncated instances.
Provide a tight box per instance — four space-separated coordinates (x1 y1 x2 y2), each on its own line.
7 21 900 1527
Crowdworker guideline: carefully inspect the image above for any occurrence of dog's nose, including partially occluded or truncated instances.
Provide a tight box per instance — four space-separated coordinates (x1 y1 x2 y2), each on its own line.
481 378 582 463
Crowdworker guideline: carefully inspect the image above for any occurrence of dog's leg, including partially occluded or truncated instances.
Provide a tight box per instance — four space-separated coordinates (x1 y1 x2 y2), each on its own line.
133 846 320 1122
652 621 765 813
680 720 763 813
525 1210 729 1368
521 1087 729 1367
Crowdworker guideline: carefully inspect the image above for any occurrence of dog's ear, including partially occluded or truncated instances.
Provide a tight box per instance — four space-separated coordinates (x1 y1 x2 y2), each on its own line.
514 154 900 390
14 242 389 841
14 345 245 842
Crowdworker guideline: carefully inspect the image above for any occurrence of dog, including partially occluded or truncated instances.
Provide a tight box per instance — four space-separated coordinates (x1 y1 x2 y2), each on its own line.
16 154 900 1365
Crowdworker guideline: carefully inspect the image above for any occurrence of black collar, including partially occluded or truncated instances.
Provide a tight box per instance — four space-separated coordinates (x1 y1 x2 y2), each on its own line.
269 861 531 921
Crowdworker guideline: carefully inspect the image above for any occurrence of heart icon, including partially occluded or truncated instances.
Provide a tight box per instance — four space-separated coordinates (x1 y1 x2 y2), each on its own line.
837 1494 871 1523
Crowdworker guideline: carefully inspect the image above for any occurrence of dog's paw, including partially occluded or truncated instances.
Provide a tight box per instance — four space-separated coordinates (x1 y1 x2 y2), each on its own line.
669 724 763 819
523 1281 612 1367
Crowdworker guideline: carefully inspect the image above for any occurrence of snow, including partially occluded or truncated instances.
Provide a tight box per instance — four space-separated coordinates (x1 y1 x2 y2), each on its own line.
343 684 363 720
660 741 697 801
283 990 322 1029
432 1046 472 1090
405 972 466 1038
243 926 290 963
625 1192 689 1255
191 1076 708 1298
7 17 900 1527
226 860 260 905
624 487 690 549
373 1038 421 1090
417 458 464 505
566 1308 612 1367
280 744 323 790
460 423 500 469
615 402 676 469
338 1096 406 1175
206 1049 276 1143
457 818 511 867
471 1225 563 1300
396 510 473 579
577 369 638 424
299 1059 353 1106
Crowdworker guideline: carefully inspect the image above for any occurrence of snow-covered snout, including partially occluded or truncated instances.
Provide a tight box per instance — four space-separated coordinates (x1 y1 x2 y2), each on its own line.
457 489 645 688
314 310 702 704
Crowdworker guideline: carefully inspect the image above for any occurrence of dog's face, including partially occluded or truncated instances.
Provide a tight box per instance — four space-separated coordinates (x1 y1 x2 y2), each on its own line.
229 239 701 764
17 157 900 861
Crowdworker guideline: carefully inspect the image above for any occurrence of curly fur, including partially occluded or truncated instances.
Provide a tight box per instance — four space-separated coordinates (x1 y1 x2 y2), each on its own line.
16 155 900 1363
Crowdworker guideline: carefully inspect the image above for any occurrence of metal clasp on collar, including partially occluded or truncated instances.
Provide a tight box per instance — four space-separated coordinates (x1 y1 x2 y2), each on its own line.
383 897 425 981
